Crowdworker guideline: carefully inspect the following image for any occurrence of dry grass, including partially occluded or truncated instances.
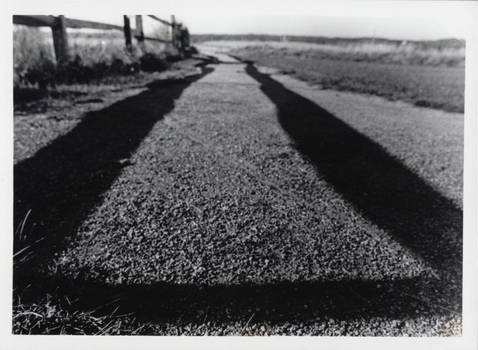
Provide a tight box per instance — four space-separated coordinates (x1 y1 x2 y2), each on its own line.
293 41 464 67
13 25 175 88
13 27 55 86
203 39 465 67
12 288 131 335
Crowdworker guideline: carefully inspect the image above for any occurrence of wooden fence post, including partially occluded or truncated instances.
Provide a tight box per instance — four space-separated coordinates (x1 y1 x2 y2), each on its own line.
179 27 189 51
123 15 133 53
51 15 69 66
176 23 184 55
170 15 177 50
184 27 190 49
135 15 145 51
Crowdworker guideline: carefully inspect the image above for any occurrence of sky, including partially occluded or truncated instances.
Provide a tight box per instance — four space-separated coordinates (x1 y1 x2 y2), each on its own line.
13 1 474 40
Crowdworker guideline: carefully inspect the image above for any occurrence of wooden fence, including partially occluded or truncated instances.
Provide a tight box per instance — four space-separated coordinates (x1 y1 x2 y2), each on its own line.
13 15 190 65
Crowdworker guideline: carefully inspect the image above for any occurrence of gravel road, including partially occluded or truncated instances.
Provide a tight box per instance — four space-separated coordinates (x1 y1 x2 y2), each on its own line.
14 47 463 335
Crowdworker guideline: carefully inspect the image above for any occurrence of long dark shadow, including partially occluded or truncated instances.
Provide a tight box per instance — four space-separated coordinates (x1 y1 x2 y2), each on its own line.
13 66 214 283
244 62 462 284
17 272 453 332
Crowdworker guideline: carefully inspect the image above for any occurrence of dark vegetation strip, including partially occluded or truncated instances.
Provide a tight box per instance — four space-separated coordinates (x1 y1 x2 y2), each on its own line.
15 52 174 92
231 47 465 113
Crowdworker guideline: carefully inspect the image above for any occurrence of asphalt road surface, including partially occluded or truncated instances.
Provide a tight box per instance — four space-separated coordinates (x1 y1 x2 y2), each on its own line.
14 46 463 335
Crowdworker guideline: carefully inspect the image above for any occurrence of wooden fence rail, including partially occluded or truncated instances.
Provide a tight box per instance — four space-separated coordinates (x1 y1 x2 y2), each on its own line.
13 14 190 65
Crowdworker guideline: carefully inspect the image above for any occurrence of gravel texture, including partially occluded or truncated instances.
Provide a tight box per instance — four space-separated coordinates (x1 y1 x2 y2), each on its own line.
13 50 463 335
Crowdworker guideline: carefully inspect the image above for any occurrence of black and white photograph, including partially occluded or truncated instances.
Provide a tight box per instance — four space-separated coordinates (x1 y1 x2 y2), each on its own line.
3 0 478 346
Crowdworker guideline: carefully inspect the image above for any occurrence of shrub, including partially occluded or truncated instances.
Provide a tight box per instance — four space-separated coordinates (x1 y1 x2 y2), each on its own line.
139 53 170 72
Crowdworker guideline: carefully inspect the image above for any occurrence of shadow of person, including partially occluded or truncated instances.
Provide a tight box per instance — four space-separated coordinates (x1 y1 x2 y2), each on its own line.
14 66 214 279
244 62 462 278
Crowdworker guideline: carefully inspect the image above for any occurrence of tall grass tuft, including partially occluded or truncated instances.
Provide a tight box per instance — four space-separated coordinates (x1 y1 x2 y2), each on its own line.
13 27 56 87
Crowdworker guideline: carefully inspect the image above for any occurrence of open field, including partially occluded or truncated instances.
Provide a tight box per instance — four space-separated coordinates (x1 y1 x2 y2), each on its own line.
191 34 465 50
193 36 465 67
202 40 465 113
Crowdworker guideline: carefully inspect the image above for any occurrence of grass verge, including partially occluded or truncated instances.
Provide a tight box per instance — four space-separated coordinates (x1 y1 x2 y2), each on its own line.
228 43 465 113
